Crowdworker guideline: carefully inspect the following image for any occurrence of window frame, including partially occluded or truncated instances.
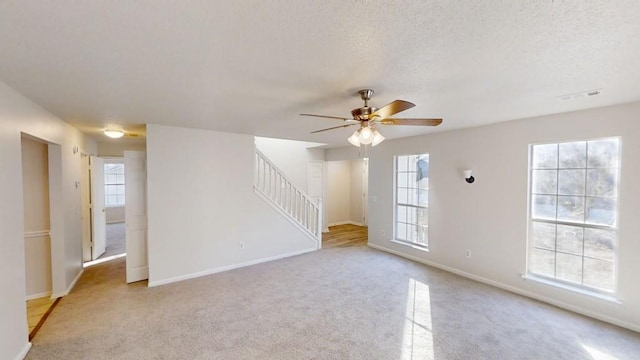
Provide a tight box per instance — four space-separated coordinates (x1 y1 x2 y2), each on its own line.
526 137 621 295
393 153 430 250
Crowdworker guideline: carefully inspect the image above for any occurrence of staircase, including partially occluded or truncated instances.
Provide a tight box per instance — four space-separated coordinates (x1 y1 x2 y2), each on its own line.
254 149 322 248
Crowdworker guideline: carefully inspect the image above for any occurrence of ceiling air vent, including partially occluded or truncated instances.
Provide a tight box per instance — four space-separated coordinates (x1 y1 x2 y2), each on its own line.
557 89 602 101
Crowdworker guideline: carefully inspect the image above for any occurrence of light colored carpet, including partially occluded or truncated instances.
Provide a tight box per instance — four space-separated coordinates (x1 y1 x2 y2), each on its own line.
27 247 640 359
98 222 126 260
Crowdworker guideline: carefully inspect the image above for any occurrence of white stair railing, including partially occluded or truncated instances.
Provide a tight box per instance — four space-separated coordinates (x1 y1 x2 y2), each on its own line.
254 149 322 247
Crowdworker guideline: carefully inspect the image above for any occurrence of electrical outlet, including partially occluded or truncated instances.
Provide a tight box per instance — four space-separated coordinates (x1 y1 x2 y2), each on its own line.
381 230 386 237
240 242 245 249
372 195 378 202
465 249 471 258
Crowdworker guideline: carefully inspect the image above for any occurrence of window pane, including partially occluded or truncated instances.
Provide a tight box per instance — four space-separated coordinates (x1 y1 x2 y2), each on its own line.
416 158 429 183
586 168 617 197
397 223 407 240
558 169 585 196
407 207 417 224
556 252 582 284
416 226 428 246
557 196 584 223
532 195 556 220
556 225 583 255
397 188 408 204
532 144 558 169
559 142 586 168
406 224 417 242
397 156 408 171
417 208 428 227
418 189 428 206
407 155 419 172
417 177 429 190
397 172 408 187
584 228 615 261
530 222 555 250
397 206 407 222
530 248 555 277
587 139 619 168
583 258 614 292
532 170 557 194
585 197 616 226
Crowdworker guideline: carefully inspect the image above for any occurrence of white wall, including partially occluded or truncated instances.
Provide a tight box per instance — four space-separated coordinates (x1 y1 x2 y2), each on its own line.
146 124 318 286
0 81 96 360
21 137 52 298
106 206 125 223
97 141 146 157
254 136 325 192
367 102 640 332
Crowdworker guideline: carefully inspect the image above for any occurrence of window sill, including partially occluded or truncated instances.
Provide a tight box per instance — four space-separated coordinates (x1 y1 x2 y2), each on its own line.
390 239 429 252
521 274 621 304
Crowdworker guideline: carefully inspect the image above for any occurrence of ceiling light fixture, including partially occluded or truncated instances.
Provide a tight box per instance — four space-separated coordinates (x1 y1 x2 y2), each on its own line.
347 123 385 147
104 129 124 139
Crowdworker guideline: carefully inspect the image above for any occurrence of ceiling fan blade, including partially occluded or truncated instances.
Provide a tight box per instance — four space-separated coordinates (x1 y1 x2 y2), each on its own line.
300 113 351 121
311 123 358 133
371 100 415 119
379 118 443 126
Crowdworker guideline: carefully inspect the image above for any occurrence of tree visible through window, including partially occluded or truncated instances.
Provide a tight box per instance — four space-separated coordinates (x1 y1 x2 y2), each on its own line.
394 154 429 248
528 138 620 293
105 163 125 206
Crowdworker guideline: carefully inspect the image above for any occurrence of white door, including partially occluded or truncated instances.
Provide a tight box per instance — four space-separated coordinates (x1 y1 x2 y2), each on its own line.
125 151 148 283
81 155 92 262
90 156 106 260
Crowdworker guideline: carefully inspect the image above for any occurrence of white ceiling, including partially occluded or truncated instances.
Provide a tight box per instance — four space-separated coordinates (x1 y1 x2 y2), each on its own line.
1 1 639 147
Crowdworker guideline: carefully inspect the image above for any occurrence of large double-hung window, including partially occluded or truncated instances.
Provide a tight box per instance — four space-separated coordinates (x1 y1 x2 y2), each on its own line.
394 154 429 248
528 138 620 293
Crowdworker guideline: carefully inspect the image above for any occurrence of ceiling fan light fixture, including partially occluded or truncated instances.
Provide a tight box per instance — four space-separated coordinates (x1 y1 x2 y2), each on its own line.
371 129 385 146
348 131 361 147
104 129 124 139
358 127 373 145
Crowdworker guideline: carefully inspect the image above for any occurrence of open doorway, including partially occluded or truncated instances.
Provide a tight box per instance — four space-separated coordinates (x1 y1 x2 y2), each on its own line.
323 158 369 247
82 157 127 266
21 134 59 340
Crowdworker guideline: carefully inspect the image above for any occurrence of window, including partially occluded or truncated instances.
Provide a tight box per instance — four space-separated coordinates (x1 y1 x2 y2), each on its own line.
528 138 620 293
104 163 125 206
394 154 429 248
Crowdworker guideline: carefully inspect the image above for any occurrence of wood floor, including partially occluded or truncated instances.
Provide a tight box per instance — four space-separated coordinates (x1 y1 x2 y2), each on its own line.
27 296 59 340
322 224 368 248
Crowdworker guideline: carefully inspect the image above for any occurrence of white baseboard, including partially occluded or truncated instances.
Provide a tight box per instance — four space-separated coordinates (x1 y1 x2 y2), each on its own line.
51 268 84 298
367 242 640 333
25 291 52 301
14 342 31 360
328 221 366 227
148 247 317 288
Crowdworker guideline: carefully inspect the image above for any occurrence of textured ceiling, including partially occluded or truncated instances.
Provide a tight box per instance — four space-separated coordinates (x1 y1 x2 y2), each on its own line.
1 1 639 147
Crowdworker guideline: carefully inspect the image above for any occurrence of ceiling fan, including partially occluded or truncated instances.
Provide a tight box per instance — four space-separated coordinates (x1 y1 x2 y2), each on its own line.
301 89 442 147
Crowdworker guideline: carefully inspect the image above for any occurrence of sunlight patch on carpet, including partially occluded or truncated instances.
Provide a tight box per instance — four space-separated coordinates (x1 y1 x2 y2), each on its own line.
402 278 434 360
84 253 126 267
582 344 620 360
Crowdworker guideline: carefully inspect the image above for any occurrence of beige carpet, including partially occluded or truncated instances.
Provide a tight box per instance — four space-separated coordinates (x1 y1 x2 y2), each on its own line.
27 247 640 359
